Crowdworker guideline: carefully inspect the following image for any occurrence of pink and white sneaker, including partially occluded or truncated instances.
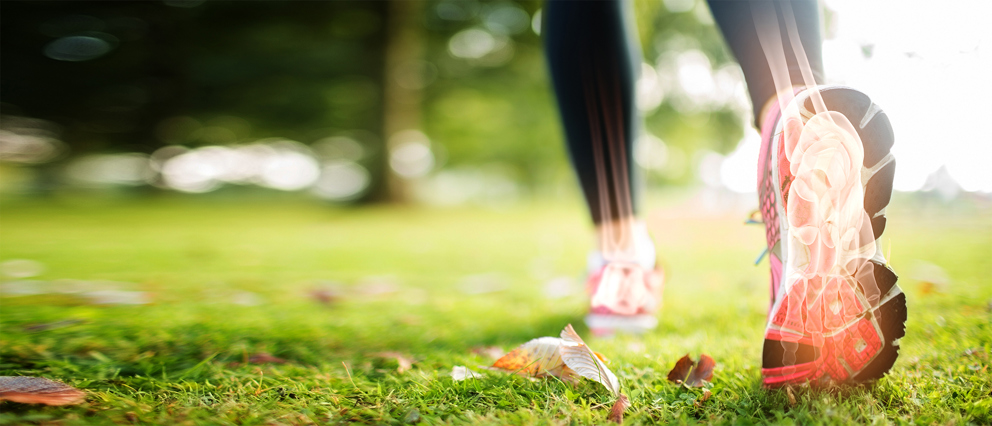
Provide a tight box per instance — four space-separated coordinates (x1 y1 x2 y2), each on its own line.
584 261 664 336
758 86 907 387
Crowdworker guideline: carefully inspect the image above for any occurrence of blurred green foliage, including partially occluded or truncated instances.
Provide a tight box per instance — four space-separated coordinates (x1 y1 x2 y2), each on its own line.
0 0 748 198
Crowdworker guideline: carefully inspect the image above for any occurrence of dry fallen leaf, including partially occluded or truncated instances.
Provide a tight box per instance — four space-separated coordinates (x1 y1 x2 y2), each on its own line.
451 366 483 381
373 352 414 373
685 354 715 387
477 325 627 424
248 353 287 364
0 376 85 406
666 354 715 387
666 354 695 384
608 393 630 424
492 337 573 379
489 325 619 392
559 324 620 397
785 385 797 406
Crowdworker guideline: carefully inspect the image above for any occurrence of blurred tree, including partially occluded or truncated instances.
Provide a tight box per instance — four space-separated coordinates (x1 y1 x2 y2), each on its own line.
381 0 426 202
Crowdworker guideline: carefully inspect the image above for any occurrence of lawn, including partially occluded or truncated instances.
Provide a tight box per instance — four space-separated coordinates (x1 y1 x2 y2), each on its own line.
1 191 990 425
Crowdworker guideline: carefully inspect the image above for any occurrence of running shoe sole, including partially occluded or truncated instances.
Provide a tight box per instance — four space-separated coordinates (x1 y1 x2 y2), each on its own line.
761 86 907 387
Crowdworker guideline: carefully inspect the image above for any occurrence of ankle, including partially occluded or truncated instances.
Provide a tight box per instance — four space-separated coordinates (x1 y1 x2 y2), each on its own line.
759 85 808 127
589 219 655 271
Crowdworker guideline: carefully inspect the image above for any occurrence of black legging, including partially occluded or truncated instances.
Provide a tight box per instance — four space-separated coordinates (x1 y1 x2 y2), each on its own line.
544 0 824 224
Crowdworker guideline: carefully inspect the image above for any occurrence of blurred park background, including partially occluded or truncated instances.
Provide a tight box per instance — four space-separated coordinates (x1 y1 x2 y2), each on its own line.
2 0 989 203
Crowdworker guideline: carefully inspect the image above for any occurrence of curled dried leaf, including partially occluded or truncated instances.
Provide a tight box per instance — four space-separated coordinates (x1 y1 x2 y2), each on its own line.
608 393 631 424
0 376 85 406
560 324 620 397
492 337 568 378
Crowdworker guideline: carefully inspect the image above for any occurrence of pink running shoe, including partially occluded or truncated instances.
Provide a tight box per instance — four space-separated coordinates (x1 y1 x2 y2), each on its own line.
757 86 907 387
584 261 664 336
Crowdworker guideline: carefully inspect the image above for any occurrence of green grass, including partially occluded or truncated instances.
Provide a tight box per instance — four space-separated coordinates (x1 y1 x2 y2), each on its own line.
1 192 990 425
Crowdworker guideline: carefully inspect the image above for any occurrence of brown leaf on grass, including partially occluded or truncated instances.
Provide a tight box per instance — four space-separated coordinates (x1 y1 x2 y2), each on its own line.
666 354 715 387
484 325 625 424
608 393 631 424
686 354 715 387
248 353 287 364
372 352 414 373
559 324 620 397
666 354 695 384
492 337 572 379
488 325 619 390
0 376 85 406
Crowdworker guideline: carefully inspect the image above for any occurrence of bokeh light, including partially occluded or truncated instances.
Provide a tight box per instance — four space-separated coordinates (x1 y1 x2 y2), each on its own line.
64 153 153 186
0 118 65 164
44 34 116 61
636 63 665 112
389 130 435 179
635 133 669 172
449 28 499 59
255 142 321 191
482 3 529 35
156 141 322 193
312 161 371 201
1 0 988 201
